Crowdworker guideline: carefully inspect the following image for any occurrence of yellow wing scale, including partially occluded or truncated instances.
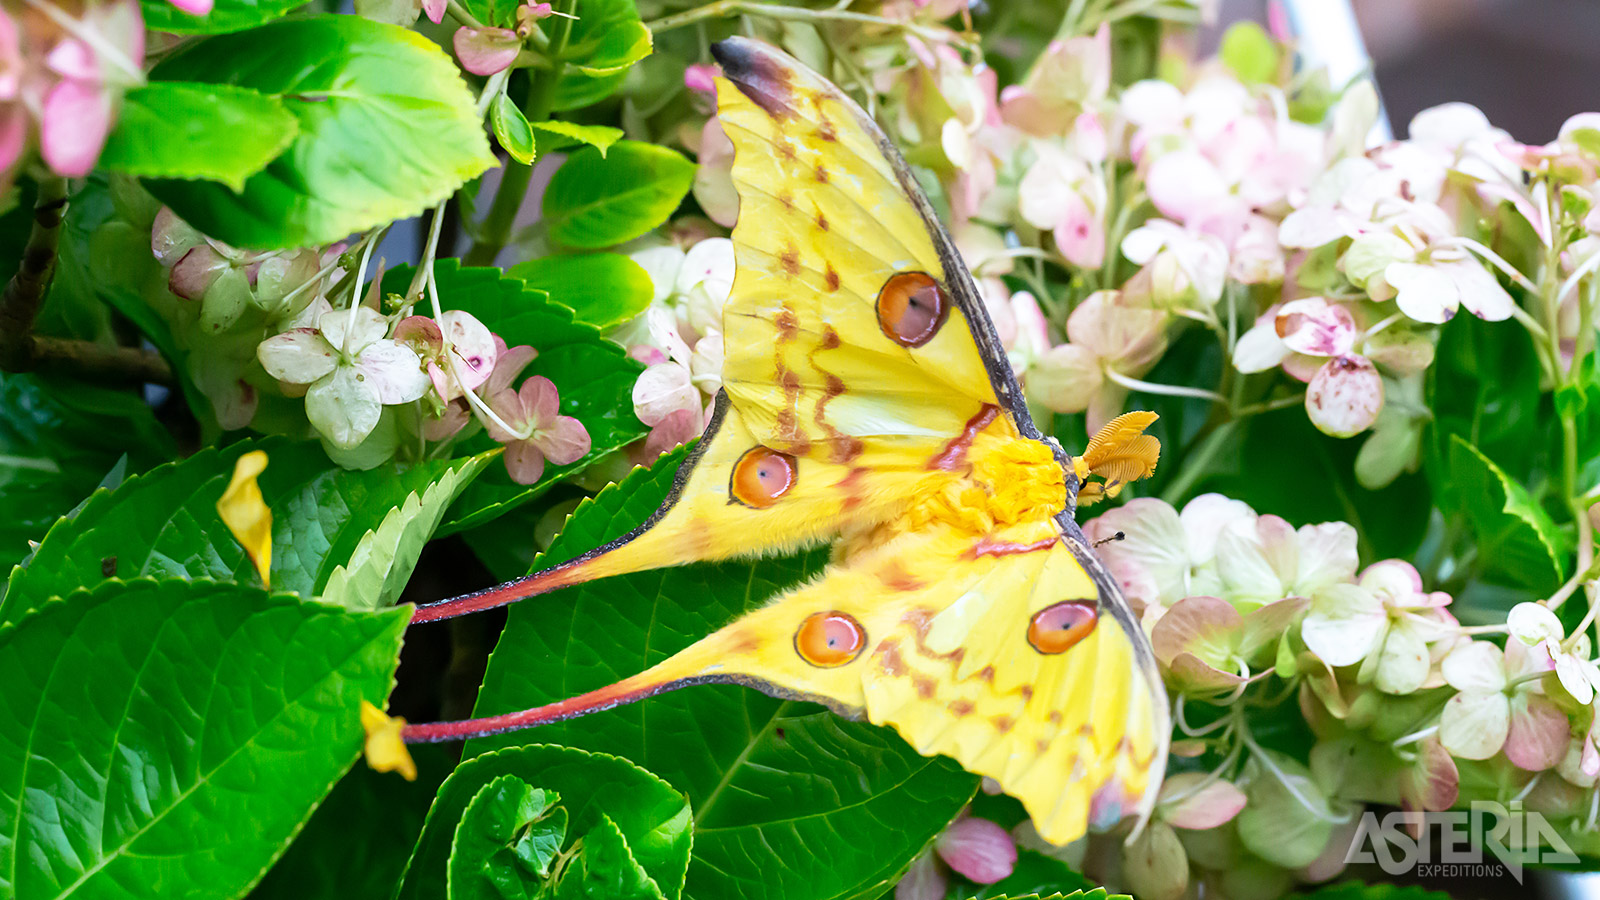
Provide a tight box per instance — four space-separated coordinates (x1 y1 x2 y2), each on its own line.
405 36 1170 849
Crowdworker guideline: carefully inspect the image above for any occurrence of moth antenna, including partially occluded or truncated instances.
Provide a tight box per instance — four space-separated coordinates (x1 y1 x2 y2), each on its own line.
1094 531 1126 548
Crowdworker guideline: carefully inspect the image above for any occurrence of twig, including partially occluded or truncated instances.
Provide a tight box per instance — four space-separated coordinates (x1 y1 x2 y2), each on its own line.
0 178 173 386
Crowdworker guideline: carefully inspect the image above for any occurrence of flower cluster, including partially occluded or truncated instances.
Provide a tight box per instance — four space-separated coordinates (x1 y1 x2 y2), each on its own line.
0 0 210 181
150 208 589 481
611 230 735 464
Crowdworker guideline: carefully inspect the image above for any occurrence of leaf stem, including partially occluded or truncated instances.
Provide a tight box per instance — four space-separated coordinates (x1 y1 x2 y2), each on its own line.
464 0 576 266
0 177 173 386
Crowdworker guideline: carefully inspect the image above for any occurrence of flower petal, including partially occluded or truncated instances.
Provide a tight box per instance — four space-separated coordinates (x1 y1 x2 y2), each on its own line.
1505 694 1569 771
1306 355 1383 438
1159 773 1248 830
1440 641 1507 692
503 440 547 485
258 329 339 385
1508 602 1564 646
1275 298 1357 357
1301 584 1385 667
1438 691 1510 760
935 817 1017 884
356 340 430 404
535 415 591 466
306 366 383 449
41 77 111 177
1387 262 1459 324
453 26 522 76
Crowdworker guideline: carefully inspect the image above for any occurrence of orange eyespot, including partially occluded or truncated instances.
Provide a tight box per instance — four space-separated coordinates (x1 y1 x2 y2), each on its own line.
876 272 949 348
1028 601 1097 654
795 611 866 667
731 447 797 508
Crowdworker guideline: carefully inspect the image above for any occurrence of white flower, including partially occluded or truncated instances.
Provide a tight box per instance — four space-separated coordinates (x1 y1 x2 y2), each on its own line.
258 307 429 448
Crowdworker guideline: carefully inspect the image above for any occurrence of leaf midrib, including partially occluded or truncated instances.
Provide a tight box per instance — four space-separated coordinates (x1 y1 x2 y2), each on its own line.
43 609 389 900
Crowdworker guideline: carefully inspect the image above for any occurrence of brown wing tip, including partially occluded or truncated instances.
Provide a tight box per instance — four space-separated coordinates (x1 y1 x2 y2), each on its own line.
711 37 799 118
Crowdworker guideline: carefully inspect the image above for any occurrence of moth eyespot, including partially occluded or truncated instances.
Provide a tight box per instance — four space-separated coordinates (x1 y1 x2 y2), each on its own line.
795 611 865 667
1027 601 1098 654
730 447 797 508
876 272 950 348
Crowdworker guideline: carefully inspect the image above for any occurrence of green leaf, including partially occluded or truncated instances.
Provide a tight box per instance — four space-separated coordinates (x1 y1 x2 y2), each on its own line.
1181 408 1432 563
1446 435 1568 593
3 438 489 625
531 121 625 156
381 261 646 532
1219 21 1280 84
467 448 979 900
973 890 1121 900
1293 882 1453 900
555 815 665 900
147 15 496 248
543 142 694 249
101 82 299 191
0 578 409 900
398 744 692 900
0 373 174 573
1427 313 1543 488
508 253 653 330
951 850 1095 900
251 744 456 900
492 93 538 166
448 776 568 900
140 0 304 33
320 451 495 609
557 0 652 76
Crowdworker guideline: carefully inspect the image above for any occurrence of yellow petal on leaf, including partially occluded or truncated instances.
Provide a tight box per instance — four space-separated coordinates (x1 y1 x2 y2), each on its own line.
1082 411 1161 488
216 450 272 587
360 699 417 781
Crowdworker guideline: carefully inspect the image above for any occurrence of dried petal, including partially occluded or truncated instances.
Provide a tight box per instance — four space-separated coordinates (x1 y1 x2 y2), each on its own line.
1306 355 1383 438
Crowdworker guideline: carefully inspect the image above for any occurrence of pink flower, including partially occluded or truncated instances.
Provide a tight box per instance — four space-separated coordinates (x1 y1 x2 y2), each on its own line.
487 376 591 484
167 0 214 14
39 0 144 177
453 26 522 77
998 26 1110 136
0 9 26 175
1026 291 1168 432
934 816 1016 884
684 63 718 95
893 852 947 900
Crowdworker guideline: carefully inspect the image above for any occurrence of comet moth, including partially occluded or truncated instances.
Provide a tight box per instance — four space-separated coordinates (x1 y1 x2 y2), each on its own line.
405 36 1170 847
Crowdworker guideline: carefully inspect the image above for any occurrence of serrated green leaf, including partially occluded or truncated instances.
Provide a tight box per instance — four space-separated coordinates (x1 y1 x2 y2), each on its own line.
467 448 979 900
530 121 625 156
1293 882 1453 900
321 451 495 609
555 815 664 900
0 578 409 900
141 0 304 33
147 16 496 248
251 744 455 900
0 373 174 574
3 438 490 624
1428 313 1543 490
556 0 651 79
448 776 567 900
101 82 299 190
1446 435 1568 593
492 93 538 166
398 745 692 900
508 252 653 330
381 261 646 532
543 142 694 249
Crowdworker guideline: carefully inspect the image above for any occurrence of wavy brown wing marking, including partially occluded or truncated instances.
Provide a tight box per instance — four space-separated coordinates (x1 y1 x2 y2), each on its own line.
711 39 1004 469
861 538 1166 845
